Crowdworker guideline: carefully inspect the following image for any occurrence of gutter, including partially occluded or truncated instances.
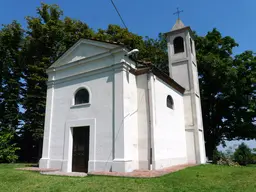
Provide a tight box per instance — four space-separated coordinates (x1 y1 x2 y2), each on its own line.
147 72 155 170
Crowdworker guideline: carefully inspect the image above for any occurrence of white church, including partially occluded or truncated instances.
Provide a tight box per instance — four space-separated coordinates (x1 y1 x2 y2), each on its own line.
39 19 206 173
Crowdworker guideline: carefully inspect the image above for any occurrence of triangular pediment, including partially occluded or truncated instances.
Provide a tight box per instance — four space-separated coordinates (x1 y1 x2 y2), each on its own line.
49 39 122 68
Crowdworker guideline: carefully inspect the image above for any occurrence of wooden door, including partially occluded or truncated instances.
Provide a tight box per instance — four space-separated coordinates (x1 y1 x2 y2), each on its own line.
72 126 90 173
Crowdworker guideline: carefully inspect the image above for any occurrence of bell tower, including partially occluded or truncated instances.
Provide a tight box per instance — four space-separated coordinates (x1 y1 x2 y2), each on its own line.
165 18 206 164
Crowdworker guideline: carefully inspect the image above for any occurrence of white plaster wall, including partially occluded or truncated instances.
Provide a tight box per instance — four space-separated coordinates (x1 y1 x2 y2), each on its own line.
54 51 126 81
172 61 190 91
49 69 114 172
62 44 108 64
54 39 120 67
122 70 139 171
190 38 196 63
195 96 203 129
192 64 200 95
40 40 143 173
185 130 196 164
183 96 193 126
153 76 187 169
198 130 206 163
55 57 114 80
40 84 54 167
40 44 131 172
136 74 150 170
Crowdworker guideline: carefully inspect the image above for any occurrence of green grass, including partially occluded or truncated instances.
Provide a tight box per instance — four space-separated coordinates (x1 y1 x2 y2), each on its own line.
0 164 256 192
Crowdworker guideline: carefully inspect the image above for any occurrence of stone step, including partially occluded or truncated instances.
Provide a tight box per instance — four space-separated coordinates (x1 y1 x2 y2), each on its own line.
41 171 87 177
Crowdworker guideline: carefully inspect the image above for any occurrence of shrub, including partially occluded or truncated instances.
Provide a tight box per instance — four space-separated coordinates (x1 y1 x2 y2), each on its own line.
252 154 256 164
213 149 224 164
213 149 239 166
217 156 240 166
0 131 20 163
233 143 253 166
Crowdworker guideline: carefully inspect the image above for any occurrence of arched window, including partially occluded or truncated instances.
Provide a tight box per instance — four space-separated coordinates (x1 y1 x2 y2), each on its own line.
190 38 193 54
173 36 184 54
167 95 174 109
74 88 89 105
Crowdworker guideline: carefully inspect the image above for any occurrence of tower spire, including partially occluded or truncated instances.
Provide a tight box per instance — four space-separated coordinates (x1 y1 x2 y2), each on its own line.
171 18 185 31
171 8 185 31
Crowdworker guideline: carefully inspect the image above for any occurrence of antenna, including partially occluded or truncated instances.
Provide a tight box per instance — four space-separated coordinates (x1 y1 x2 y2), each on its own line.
110 0 128 29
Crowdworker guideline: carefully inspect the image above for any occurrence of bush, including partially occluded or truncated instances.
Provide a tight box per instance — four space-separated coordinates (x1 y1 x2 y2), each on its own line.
213 149 239 166
217 157 240 166
0 131 20 163
233 143 253 166
213 149 224 164
252 154 256 164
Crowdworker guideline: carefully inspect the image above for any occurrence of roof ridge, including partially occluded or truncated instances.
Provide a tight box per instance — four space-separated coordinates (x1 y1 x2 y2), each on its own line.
87 37 125 46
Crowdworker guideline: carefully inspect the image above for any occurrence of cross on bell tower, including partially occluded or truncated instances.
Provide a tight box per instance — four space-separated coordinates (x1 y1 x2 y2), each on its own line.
173 7 183 19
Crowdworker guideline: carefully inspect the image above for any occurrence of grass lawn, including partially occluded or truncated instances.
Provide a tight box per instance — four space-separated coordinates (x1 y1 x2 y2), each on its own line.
0 164 256 192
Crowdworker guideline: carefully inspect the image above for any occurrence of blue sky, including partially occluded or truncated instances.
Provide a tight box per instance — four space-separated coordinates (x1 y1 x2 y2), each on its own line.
1 0 255 149
0 0 255 55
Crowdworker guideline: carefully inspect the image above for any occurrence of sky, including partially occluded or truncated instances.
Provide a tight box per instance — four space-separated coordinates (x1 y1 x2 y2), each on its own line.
0 0 255 149
0 0 255 55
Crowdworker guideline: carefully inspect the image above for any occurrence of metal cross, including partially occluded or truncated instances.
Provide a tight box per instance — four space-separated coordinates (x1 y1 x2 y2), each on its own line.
173 7 183 19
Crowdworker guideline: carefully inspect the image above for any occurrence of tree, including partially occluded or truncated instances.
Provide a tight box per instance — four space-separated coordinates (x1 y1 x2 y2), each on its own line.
0 130 20 163
142 33 168 73
94 25 168 71
0 21 23 131
229 51 256 139
194 29 256 159
21 3 94 161
0 21 23 162
234 142 253 165
95 24 144 48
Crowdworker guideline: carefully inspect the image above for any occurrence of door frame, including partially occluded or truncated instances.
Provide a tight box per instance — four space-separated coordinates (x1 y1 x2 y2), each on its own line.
72 126 90 172
64 119 96 172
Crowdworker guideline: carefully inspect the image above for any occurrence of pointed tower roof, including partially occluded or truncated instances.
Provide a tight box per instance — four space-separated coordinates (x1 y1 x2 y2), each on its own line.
171 19 186 31
165 19 193 38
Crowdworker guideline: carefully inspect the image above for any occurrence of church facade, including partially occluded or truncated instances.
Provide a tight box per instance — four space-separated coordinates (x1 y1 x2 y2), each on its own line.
39 19 206 173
